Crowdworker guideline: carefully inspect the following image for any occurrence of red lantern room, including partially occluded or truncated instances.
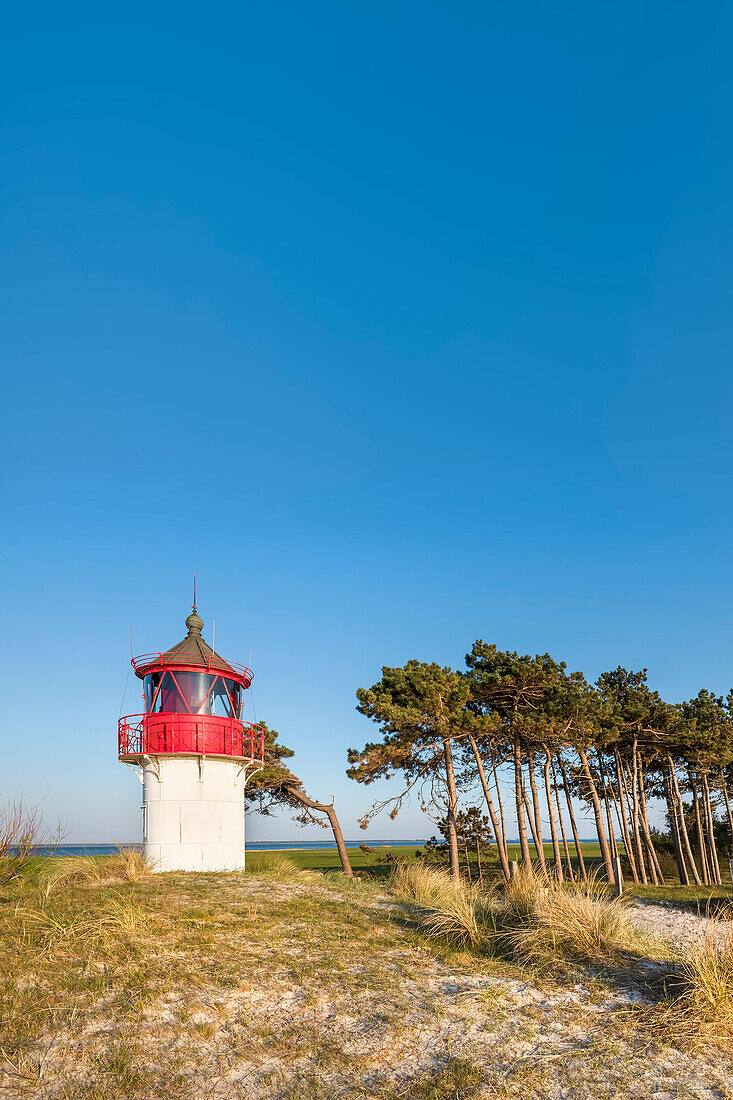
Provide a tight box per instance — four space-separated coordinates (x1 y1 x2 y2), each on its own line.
119 609 265 765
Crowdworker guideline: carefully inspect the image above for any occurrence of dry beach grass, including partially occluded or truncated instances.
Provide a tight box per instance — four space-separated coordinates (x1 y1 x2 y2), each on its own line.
0 854 732 1099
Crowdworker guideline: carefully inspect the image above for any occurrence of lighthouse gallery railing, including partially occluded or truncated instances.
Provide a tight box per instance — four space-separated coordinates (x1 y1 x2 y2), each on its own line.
119 713 265 762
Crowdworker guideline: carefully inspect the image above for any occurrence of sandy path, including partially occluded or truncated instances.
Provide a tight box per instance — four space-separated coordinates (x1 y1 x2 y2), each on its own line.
628 899 733 951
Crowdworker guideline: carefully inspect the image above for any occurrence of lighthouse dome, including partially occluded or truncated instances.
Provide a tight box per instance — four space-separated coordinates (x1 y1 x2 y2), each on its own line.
158 611 238 676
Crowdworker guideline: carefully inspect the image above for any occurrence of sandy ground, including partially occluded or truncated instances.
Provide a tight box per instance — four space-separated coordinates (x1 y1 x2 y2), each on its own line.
3 877 733 1099
628 899 733 951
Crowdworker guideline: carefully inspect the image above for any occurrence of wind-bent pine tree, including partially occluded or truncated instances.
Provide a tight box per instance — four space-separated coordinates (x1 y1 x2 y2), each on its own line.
348 661 471 879
465 643 561 869
346 645 733 888
459 715 512 881
246 722 353 877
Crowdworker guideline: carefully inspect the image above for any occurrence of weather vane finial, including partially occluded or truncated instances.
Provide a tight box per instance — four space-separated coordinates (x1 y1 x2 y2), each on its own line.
192 571 197 614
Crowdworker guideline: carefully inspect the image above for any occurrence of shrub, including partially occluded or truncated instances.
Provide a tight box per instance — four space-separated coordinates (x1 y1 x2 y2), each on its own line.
0 799 61 885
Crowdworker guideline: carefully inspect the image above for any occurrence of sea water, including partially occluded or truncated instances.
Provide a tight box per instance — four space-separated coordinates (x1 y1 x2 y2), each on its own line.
32 840 428 856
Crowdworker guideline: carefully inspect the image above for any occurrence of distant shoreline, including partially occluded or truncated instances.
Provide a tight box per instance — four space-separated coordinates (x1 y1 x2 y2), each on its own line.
35 839 604 857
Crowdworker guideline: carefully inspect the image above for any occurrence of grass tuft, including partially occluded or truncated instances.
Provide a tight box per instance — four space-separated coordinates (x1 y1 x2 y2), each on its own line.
404 1055 482 1098
39 849 153 897
111 847 154 881
500 883 635 966
19 894 150 952
419 886 491 949
391 863 465 910
660 929 733 1040
393 862 641 966
39 855 107 898
244 853 309 879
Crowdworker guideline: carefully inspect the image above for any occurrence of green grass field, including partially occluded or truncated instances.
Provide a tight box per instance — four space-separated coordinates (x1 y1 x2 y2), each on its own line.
273 842 733 908
253 841 604 873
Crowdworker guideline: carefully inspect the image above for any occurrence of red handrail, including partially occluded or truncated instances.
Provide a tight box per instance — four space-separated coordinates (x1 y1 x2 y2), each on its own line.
119 713 265 762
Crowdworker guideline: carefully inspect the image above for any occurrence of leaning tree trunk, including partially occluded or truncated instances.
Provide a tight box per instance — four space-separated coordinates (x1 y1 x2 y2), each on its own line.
637 754 664 885
522 786 545 867
701 770 722 885
527 751 547 872
663 765 689 886
720 770 733 845
690 775 710 884
576 747 614 880
492 757 508 857
542 748 563 882
288 788 353 877
558 756 588 880
514 734 533 867
626 743 648 884
668 757 702 885
551 757 575 881
609 780 636 881
613 749 639 882
442 735 461 880
467 733 510 881
597 752 619 861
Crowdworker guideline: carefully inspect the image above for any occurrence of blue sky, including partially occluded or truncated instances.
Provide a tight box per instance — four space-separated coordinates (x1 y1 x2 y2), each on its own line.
2 1 732 842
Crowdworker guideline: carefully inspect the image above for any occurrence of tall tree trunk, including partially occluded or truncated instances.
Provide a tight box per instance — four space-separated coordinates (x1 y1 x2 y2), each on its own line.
559 756 587 880
288 789 353 877
690 775 710 884
609 779 637 881
467 733 510 881
598 752 619 860
577 747 614 880
701 771 722 885
443 736 461 880
492 757 508 857
551 757 575 881
522 787 544 863
626 743 648 883
637 754 664 885
542 748 563 882
663 765 689 885
668 756 702 885
613 749 639 882
463 837 472 883
514 734 533 868
720 769 733 845
527 751 547 870
475 836 483 886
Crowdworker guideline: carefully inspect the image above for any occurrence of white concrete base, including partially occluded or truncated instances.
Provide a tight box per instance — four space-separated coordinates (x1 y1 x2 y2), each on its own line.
140 755 250 872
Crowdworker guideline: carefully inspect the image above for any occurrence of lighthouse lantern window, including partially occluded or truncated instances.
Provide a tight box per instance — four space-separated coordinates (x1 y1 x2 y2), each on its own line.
143 670 244 718
172 671 214 714
198 675 242 718
145 672 186 713
144 672 161 712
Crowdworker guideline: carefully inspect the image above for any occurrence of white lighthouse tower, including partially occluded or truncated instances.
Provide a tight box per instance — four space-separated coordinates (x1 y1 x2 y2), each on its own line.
118 607 264 871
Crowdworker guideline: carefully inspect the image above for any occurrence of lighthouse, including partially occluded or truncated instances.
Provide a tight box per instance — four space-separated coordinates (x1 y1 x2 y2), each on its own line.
118 606 264 871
